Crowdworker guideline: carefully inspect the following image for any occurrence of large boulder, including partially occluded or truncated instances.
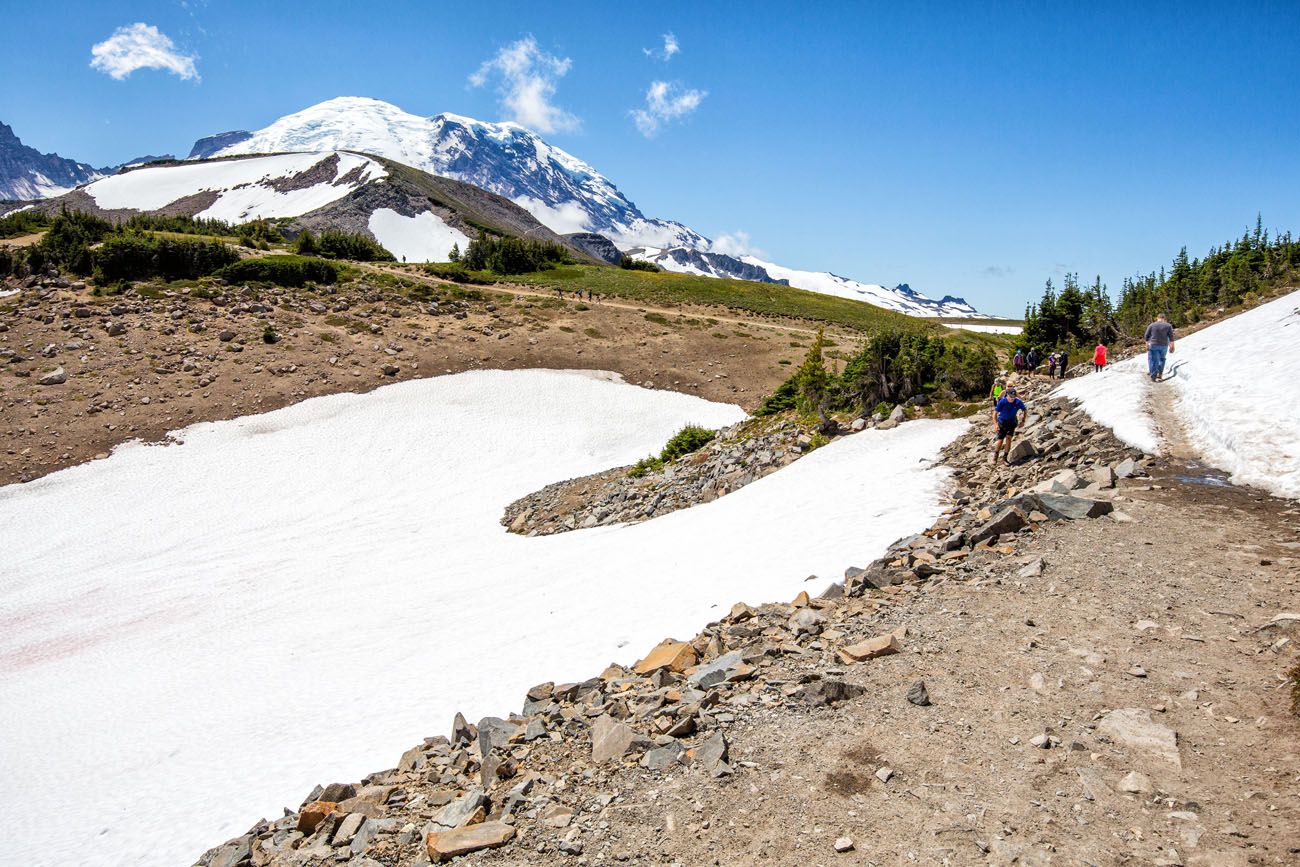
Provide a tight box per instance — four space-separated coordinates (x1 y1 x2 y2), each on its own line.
590 714 653 763
426 822 515 862
970 505 1028 543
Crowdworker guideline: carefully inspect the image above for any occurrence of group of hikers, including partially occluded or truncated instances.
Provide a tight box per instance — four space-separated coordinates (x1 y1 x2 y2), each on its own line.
1011 346 1078 379
990 313 1176 465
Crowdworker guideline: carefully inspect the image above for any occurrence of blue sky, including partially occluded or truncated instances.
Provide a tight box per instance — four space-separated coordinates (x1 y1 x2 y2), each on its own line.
3 1 1298 316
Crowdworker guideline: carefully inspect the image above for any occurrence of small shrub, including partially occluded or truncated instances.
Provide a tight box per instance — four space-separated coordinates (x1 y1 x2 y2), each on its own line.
644 312 671 326
262 324 278 344
619 255 659 272
627 456 664 478
660 424 717 463
583 327 603 339
218 255 338 287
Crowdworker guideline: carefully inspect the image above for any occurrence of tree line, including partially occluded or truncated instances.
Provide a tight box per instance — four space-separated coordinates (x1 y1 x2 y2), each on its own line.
1020 217 1299 353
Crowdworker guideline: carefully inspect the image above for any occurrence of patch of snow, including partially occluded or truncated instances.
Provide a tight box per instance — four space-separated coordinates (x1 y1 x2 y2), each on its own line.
1054 358 1161 454
1162 291 1300 498
85 152 384 223
513 195 591 234
0 369 964 867
0 288 20 298
367 208 471 263
948 322 1022 335
1055 288 1300 497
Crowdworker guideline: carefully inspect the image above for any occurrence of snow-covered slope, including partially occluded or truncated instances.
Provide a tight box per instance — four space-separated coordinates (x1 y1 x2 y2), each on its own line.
627 245 984 317
202 97 987 316
36 150 585 264
209 97 705 250
86 152 385 223
1056 289 1300 498
0 369 964 867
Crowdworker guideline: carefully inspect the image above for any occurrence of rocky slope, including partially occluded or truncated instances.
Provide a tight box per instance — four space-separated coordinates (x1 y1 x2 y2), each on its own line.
0 121 106 200
195 373 1300 866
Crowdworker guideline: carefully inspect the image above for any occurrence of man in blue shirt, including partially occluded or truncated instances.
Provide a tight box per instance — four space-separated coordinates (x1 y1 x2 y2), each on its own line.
992 386 1028 465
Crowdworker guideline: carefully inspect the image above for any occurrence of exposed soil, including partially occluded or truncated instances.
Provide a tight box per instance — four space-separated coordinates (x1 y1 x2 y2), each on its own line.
0 269 853 486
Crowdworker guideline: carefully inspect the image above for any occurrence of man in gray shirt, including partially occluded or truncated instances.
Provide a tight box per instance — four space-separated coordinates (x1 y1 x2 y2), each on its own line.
1145 313 1176 381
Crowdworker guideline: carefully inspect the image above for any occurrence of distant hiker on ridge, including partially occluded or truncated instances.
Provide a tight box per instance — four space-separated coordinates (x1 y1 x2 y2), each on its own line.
1145 313 1176 381
1026 348 1041 373
1057 349 1069 379
992 385 1027 465
1093 342 1107 372
1047 352 1058 378
1013 349 1026 372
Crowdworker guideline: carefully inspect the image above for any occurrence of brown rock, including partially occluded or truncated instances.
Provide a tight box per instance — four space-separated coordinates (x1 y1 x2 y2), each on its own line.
297 801 339 834
838 633 902 663
633 640 697 675
426 822 516 862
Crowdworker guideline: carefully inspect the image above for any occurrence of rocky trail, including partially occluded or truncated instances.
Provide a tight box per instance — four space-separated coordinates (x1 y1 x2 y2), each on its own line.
196 375 1300 867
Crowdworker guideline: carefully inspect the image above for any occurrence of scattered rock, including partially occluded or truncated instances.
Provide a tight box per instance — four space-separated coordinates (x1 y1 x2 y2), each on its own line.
1098 708 1181 767
38 366 67 385
906 680 932 706
833 836 855 853
838 633 901 663
425 822 515 862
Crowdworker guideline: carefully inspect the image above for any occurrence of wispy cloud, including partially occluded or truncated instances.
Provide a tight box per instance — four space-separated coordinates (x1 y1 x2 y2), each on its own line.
710 231 764 258
643 32 680 61
631 80 706 137
469 36 579 134
90 23 199 81
980 265 1013 278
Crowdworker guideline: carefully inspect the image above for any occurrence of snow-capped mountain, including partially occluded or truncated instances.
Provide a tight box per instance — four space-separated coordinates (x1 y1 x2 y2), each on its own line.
36 151 587 265
198 96 987 317
0 121 107 201
207 97 705 250
623 246 982 317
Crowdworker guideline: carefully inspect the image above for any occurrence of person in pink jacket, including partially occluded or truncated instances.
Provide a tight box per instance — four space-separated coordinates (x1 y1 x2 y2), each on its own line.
1092 343 1107 372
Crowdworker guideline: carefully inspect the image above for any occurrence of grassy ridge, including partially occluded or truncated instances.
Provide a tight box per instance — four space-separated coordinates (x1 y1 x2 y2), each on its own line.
438 263 933 334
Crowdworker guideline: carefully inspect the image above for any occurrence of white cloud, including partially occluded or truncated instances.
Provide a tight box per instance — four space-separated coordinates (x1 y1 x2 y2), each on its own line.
630 80 707 137
710 231 765 259
469 36 579 135
90 23 199 81
643 32 680 61
513 196 591 235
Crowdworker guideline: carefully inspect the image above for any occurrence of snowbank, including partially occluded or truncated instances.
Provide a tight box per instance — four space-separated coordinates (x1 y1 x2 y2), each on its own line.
0 370 965 867
948 322 1022 335
1163 291 1300 498
1054 289 1300 499
86 152 384 223
1053 356 1161 454
367 208 471 263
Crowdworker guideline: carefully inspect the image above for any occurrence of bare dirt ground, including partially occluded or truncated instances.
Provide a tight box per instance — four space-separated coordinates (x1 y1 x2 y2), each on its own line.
0 270 854 486
458 443 1300 866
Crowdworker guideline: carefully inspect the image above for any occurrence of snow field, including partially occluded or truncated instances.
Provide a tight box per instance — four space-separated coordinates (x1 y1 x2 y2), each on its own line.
86 152 385 223
367 208 471 263
1054 289 1300 499
0 369 966 867
948 322 1023 335
1161 291 1300 498
1053 356 1161 454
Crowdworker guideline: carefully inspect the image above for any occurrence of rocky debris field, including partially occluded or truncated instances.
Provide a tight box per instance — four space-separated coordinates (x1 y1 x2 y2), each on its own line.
0 266 831 486
502 417 806 535
502 403 936 537
194 377 1300 866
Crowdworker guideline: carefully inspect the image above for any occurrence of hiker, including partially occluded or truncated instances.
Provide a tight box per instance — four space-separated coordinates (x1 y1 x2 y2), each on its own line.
1058 350 1069 379
1012 349 1026 372
992 385 1028 465
1093 342 1107 372
1047 353 1058 378
989 378 1005 405
1144 313 1176 381
1026 347 1041 373
586 289 594 301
